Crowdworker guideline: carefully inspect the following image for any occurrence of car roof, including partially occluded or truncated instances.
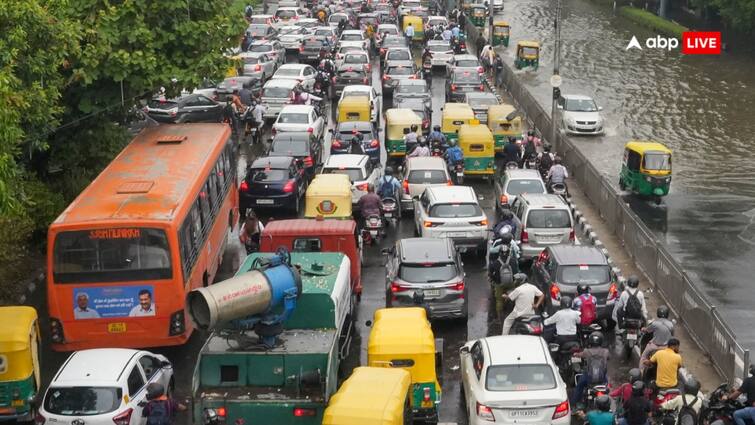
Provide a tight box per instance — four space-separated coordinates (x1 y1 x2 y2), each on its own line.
336 121 374 130
279 25 302 30
343 85 372 93
505 169 542 179
407 156 447 170
562 94 593 100
427 185 477 202
397 79 426 86
264 79 299 88
342 29 363 34
314 26 335 31
279 64 309 70
428 15 448 19
323 154 369 167
549 245 608 265
465 92 497 100
386 61 415 68
378 23 398 29
519 193 568 207
277 6 300 10
427 40 450 45
272 131 313 141
398 237 455 262
395 98 427 109
54 349 140 383
251 156 294 169
484 336 549 364
454 54 479 61
279 104 315 113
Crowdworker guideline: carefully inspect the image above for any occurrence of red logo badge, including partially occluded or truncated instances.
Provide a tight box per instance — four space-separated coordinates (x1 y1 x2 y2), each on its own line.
681 32 721 54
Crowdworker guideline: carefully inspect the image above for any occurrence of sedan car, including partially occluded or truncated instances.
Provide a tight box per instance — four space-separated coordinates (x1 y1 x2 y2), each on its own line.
275 7 304 25
339 29 370 50
559 94 605 135
427 15 449 28
261 79 301 120
313 26 338 45
465 92 500 124
330 121 381 164
382 47 412 69
239 52 277 81
338 85 381 122
494 168 547 215
277 25 307 51
383 237 467 320
38 349 174 425
337 51 371 72
215 75 263 100
272 105 326 140
272 64 317 91
376 23 400 38
460 336 570 425
394 79 431 104
333 63 371 96
300 36 332 64
248 40 286 67
248 14 275 25
413 185 488 253
446 69 486 103
379 35 409 59
267 131 322 180
425 40 454 67
382 61 419 96
321 154 382 206
446 54 483 77
145 93 224 124
246 23 277 41
394 97 432 134
240 156 307 214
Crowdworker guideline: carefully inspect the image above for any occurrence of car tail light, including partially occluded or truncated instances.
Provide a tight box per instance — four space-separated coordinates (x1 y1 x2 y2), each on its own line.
383 75 390 81
112 408 133 425
365 63 371 71
402 179 409 194
363 77 369 84
272 127 277 135
499 194 508 204
476 402 495 421
528 321 543 334
169 109 177 117
550 284 561 301
215 407 227 418
423 387 431 401
255 64 262 71
608 282 619 301
304 156 314 167
451 84 457 91
552 400 570 419
370 139 379 147
34 413 45 425
357 183 369 191
447 179 453 186
521 228 528 243
49 318 64 343
479 84 485 91
470 219 488 226
240 180 249 192
423 220 438 228
283 180 295 193
451 281 465 291
293 408 316 417
477 66 484 73
299 46 304 52
169 310 185 336
391 282 409 292
569 229 575 241
307 127 314 133
333 140 342 148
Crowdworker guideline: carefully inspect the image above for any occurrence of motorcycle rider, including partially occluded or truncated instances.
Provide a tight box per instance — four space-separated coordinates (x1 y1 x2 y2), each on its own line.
428 125 447 147
547 156 569 192
445 139 464 182
488 230 519 323
643 338 682 391
249 101 266 143
537 143 555 178
349 132 365 155
441 26 453 41
241 31 253 52
239 214 263 254
356 184 382 231
314 68 331 98
639 305 675 371
576 395 615 425
610 368 646 407
573 284 599 328
376 166 403 216
572 332 610 407
660 378 703 416
724 365 755 425
494 209 519 239
503 136 521 167
500 273 544 335
408 138 431 157
613 275 648 331
620 381 653 425
543 295 581 345
521 131 538 168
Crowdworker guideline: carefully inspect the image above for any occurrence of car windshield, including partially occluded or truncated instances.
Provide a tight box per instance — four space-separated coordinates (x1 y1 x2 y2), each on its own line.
276 68 301 76
408 169 447 184
565 98 598 112
526 209 571 228
486 364 557 391
399 262 457 283
383 38 407 47
505 179 546 195
247 24 268 33
388 66 414 75
341 33 363 41
345 55 368 64
44 387 122 416
242 56 260 64
251 168 288 182
53 228 172 283
315 29 332 36
249 44 272 52
147 99 178 109
271 140 308 155
428 43 451 52
558 265 611 285
429 203 482 218
277 10 297 18
388 51 411 61
263 87 292 98
469 97 498 108
454 72 481 83
429 19 446 26
278 113 310 124
643 153 671 170
456 59 479 68
322 167 364 181
397 83 427 94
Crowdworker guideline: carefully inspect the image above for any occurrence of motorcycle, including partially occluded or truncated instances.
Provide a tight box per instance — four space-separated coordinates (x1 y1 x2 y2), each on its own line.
548 340 582 387
701 383 745 425
362 214 384 245
381 197 399 226
431 142 444 157
525 155 537 169
510 314 543 336
621 318 643 359
313 78 329 100
578 322 604 347
505 161 519 170
449 160 464 185
550 181 568 199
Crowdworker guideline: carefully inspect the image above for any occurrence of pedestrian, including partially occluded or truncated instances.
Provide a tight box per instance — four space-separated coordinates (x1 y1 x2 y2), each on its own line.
405 23 415 43
142 382 186 425
494 55 504 87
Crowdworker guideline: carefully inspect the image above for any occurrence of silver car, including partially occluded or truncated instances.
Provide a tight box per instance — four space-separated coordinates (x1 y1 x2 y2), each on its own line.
510 193 577 260
261 79 300 120
464 92 500 124
239 52 277 81
248 40 286 67
493 168 547 214
278 25 307 51
426 40 454 67
413 186 488 253
321 154 382 206
383 237 467 320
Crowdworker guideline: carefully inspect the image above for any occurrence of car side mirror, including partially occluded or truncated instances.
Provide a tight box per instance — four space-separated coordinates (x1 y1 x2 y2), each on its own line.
598 106 603 111
557 104 563 109
460 346 470 354
160 360 172 368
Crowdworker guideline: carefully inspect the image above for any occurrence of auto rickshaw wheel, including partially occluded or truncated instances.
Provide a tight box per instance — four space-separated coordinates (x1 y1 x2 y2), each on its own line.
654 195 662 205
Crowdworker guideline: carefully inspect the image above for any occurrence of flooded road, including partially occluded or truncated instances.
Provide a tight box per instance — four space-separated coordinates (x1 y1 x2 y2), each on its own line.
493 0 755 349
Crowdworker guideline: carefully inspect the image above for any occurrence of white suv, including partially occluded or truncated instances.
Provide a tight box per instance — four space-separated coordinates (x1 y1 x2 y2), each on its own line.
413 186 488 253
321 154 382 206
39 349 174 425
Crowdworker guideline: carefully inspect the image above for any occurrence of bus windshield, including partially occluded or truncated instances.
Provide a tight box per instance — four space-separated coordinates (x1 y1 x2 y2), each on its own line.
53 228 172 283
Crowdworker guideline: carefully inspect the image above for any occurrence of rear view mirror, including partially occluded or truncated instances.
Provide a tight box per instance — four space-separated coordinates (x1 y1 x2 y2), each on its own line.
365 320 373 327
460 346 470 354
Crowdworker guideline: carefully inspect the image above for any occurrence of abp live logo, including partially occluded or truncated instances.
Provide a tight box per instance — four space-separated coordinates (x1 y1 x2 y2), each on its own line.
682 31 721 54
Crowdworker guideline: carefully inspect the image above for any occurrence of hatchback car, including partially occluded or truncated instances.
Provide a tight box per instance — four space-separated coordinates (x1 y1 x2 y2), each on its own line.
215 75 262 100
446 54 483 77
248 14 275 25
394 79 431 104
425 40 454 68
275 7 304 25
379 35 409 59
427 15 449 27
277 25 307 51
338 51 371 72
272 105 326 140
333 63 371 96
240 156 307 214
145 93 224 124
382 47 412 69
447 69 486 102
313 26 338 45
339 29 369 50
272 64 317 91
414 186 488 253
559 94 605 135
376 23 400 38
330 121 381 164
238 52 277 81
460 336 570 425
248 40 286 67
321 154 382 206
382 61 419 96
261 79 301 120
531 245 619 321
510 193 576 260
400 156 451 213
338 85 381 122
300 36 331 64
246 23 277 40
465 92 499 124
39 349 174 425
393 97 432 134
383 237 467 320
494 168 547 215
267 131 322 180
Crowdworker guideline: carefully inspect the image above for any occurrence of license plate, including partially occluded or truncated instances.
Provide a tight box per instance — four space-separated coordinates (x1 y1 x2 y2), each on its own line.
627 333 638 340
448 232 466 237
456 172 464 177
571 356 582 363
384 212 393 218
424 289 441 297
108 323 127 333
510 410 538 418
256 199 274 205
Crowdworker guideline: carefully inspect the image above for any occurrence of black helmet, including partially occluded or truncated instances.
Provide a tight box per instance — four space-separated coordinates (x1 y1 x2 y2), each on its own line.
684 378 700 395
657 305 670 319
750 364 755 377
587 331 603 347
146 382 165 400
500 209 513 220
632 381 645 396
628 368 642 383
543 143 552 152
434 125 441 131
500 233 513 246
410 124 418 132
527 130 535 137
560 295 573 309
595 395 611 412
513 273 527 286
508 136 517 143
627 275 640 288
554 156 562 164
577 284 590 295
385 166 394 176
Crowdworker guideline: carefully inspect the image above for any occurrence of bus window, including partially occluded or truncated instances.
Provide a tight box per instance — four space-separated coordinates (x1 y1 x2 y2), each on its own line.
293 238 322 252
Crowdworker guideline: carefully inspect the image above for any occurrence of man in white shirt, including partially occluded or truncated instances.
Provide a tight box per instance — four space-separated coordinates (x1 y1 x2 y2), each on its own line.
501 273 545 335
544 295 581 344
129 289 156 317
73 292 100 319
405 23 415 42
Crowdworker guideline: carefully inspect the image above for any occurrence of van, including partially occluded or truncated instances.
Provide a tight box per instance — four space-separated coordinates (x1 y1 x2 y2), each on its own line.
510 193 576 260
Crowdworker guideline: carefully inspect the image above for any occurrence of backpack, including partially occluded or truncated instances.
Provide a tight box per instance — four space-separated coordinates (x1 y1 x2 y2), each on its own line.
379 177 396 199
146 400 172 425
624 290 644 320
586 350 608 383
497 258 514 291
578 295 597 325
539 153 553 171
448 147 463 163
677 396 699 425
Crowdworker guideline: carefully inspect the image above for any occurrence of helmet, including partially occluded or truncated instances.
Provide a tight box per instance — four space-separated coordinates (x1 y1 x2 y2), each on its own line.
656 305 670 319
628 368 642 383
595 395 611 412
627 275 640 288
385 166 394 176
527 130 535 137
684 378 700 395
513 273 527 286
560 296 573 309
500 209 513 221
587 331 603 347
750 364 755 377
448 139 457 147
543 143 552 152
632 381 645 396
146 382 165 400
500 233 513 246
508 136 517 143
577 284 590 295
411 124 419 132
434 125 441 131
554 156 562 164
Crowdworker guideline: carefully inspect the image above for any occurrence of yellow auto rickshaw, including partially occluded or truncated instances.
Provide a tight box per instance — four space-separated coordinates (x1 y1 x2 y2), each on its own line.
305 174 353 219
619 140 672 204
0 307 41 422
515 41 540 70
322 367 412 425
368 307 442 423
441 103 475 143
487 103 523 152
492 20 511 47
385 108 422 158
470 4 488 27
337 96 371 123
402 15 424 42
459 123 496 178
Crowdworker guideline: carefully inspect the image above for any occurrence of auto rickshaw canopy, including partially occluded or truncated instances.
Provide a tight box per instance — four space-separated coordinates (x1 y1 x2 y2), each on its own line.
337 96 372 122
624 140 672 174
441 103 475 133
305 174 353 219
0 306 39 383
487 104 522 134
322 367 411 425
493 21 510 33
517 41 540 58
385 108 422 140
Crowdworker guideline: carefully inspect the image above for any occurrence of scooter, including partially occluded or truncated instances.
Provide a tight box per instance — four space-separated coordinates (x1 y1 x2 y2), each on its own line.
550 181 568 199
548 340 582 387
381 197 399 226
701 383 746 425
621 318 643 359
451 160 464 184
362 214 384 245
510 314 543 336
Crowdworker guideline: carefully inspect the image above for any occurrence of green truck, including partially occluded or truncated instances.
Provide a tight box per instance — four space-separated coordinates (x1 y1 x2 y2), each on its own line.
190 252 354 425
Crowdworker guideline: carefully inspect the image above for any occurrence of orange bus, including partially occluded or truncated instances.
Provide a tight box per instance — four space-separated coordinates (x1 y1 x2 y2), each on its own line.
46 124 238 351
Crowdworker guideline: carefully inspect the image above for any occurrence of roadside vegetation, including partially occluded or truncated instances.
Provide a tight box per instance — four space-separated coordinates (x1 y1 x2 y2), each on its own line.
618 6 689 38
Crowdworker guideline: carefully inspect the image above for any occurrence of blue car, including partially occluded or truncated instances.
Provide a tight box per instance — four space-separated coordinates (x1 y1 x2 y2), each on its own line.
329 121 380 164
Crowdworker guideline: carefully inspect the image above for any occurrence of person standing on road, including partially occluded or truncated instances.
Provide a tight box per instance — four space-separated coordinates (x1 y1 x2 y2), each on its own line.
405 23 415 43
643 338 683 391
501 273 544 335
142 382 186 425
494 55 504 87
639 305 675 371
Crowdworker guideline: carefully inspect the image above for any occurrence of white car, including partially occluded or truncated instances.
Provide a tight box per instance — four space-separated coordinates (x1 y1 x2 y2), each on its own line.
426 40 454 67
261 79 301 119
460 335 570 425
427 15 449 28
272 63 318 91
39 348 174 425
376 23 400 37
313 26 338 45
413 185 488 253
339 29 370 50
273 105 326 140
238 51 277 81
559 94 605 135
338 85 381 122
321 154 382 205
336 51 372 72
400 156 451 212
277 25 307 51
274 7 304 26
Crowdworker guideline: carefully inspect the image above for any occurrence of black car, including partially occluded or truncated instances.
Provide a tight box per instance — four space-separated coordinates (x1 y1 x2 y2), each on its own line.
531 245 618 321
330 121 380 163
300 36 332 64
333 64 370 96
267 132 322 180
216 76 263 101
446 69 486 103
246 23 278 40
145 93 224 124
393 97 431 134
239 156 307 216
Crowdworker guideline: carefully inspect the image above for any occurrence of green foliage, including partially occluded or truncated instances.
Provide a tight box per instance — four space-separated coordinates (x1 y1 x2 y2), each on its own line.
702 0 755 32
618 6 689 38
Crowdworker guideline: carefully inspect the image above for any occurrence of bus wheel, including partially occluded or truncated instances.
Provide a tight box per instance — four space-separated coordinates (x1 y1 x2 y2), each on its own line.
228 210 234 230
203 271 209 287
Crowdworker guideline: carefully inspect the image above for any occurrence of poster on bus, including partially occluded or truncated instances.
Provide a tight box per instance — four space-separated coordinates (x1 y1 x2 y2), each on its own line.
73 285 156 319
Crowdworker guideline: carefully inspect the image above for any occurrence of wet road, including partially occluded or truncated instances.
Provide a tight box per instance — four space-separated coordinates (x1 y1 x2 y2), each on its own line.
490 0 755 349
